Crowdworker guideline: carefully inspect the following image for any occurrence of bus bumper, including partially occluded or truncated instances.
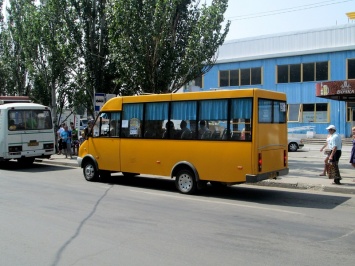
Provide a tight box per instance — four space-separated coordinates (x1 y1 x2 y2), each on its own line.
77 156 83 167
246 168 289 183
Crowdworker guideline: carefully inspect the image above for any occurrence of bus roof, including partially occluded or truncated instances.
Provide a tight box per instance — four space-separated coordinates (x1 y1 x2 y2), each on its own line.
0 96 32 104
0 102 49 110
100 88 286 112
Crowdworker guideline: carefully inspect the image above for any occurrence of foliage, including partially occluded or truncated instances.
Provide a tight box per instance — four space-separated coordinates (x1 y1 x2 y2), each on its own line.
108 0 230 94
0 0 229 120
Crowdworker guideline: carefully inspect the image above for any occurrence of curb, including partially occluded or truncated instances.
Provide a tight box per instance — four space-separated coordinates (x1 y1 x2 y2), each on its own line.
35 159 78 168
254 180 355 195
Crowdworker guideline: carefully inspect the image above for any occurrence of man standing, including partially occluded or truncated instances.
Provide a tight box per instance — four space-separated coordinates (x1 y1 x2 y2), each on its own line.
70 122 79 155
60 125 72 159
326 125 342 185
56 123 65 155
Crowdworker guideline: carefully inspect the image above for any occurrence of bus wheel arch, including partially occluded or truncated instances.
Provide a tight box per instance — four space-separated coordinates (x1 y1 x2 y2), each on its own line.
82 156 99 182
172 162 199 194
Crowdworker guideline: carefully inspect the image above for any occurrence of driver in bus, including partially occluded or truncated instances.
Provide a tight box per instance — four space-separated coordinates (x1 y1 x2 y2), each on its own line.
9 119 16 131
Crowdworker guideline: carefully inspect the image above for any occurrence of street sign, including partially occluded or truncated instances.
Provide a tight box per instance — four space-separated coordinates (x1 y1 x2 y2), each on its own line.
95 93 105 112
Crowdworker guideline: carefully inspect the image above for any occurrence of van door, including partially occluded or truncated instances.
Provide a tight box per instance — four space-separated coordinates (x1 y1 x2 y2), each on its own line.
87 112 121 172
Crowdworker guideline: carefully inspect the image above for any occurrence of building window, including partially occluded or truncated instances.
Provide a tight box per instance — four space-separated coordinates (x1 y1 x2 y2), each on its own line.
194 75 203 88
219 67 262 87
251 67 262 85
315 62 328 81
302 103 328 122
277 65 288 83
287 103 328 122
290 64 301 82
277 61 329 83
240 68 250 85
287 104 301 122
303 63 314 82
348 59 355 79
220 70 229 87
230 70 239 86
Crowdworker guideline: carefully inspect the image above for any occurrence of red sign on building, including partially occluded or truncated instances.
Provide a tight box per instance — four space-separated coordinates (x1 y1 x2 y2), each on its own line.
316 80 355 101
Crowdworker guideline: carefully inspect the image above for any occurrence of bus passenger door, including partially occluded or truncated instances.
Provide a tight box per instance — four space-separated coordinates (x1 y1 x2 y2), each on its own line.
86 112 122 172
88 137 121 172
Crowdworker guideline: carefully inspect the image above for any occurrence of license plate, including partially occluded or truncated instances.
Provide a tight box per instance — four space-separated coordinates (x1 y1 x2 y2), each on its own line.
28 141 39 146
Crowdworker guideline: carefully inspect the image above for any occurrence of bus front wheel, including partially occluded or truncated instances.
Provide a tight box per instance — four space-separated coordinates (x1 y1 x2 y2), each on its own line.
175 169 197 194
83 160 99 182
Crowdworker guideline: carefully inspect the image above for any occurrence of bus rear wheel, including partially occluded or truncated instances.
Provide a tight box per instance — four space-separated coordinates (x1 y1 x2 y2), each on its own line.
83 160 99 182
175 169 197 194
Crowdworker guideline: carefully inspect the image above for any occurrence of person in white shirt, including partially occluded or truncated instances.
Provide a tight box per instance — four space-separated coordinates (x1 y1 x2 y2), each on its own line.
326 125 342 185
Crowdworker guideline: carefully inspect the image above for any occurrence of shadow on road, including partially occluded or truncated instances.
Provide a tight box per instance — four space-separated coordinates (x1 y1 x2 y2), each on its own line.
1 162 350 210
0 160 76 172
99 174 351 210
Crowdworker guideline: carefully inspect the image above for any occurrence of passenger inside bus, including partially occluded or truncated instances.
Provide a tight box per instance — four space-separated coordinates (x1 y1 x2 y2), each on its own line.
9 119 16 130
162 121 175 139
198 120 211 139
180 120 192 139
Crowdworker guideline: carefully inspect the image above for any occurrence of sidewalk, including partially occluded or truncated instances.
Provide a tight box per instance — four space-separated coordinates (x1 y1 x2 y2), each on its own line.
36 144 355 195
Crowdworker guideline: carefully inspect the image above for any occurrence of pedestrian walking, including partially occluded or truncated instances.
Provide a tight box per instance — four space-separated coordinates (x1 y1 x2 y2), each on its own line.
326 125 342 185
60 125 72 159
56 123 65 155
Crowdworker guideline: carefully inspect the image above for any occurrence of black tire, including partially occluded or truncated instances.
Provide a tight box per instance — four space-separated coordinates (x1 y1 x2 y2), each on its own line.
83 160 99 181
288 142 298 152
18 157 35 166
175 169 197 194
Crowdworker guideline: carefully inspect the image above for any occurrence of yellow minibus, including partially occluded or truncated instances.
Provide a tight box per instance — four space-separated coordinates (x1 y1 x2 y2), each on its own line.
77 89 288 194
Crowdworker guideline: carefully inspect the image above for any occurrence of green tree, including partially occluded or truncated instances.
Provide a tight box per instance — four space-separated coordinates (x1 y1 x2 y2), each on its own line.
58 0 117 118
4 0 80 125
0 0 28 96
108 0 230 94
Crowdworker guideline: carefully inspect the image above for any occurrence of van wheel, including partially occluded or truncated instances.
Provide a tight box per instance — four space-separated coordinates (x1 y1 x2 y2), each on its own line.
175 169 197 194
83 160 99 181
288 142 298 152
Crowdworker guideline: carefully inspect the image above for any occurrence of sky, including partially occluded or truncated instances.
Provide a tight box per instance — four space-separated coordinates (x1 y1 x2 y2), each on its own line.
206 0 355 40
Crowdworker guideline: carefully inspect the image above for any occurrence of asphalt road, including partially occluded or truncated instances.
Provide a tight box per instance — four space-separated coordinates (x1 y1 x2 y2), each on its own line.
0 162 355 266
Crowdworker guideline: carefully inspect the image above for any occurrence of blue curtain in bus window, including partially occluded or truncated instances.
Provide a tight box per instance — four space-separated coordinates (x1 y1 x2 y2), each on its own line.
123 103 143 120
199 100 227 119
171 101 197 119
273 101 286 123
259 99 272 123
231 98 252 119
145 102 169 119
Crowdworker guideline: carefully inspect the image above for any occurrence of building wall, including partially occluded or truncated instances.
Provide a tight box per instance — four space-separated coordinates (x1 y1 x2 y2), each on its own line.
202 30 355 138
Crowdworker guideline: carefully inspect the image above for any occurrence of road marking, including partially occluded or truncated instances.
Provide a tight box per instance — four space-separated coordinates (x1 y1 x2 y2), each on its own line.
129 189 304 215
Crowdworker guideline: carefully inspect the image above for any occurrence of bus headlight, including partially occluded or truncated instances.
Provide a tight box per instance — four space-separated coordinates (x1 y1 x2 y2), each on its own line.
9 146 22 152
43 143 54 149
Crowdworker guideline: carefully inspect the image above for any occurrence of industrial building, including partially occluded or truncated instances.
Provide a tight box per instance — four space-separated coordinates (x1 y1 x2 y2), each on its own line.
193 23 355 138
